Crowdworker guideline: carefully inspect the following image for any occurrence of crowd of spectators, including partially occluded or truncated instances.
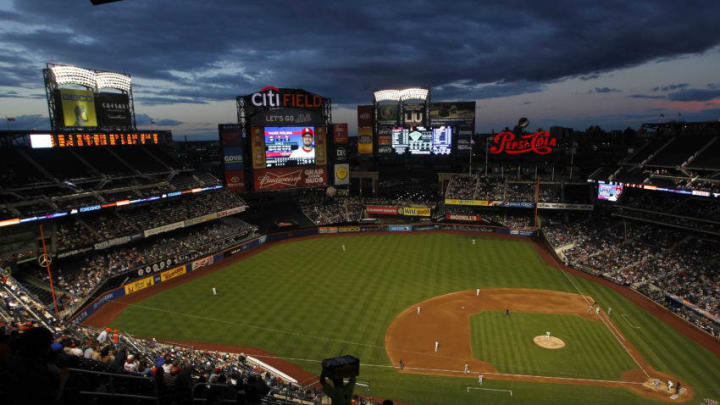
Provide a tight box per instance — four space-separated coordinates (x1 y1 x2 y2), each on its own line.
56 190 247 253
38 220 258 312
444 175 564 203
543 214 720 337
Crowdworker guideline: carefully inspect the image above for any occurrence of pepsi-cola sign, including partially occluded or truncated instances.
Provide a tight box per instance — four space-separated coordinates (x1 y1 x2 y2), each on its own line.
489 131 556 155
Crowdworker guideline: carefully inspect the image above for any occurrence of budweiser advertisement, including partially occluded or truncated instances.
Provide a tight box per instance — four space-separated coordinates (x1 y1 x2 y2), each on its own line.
445 214 482 222
254 166 327 191
365 205 400 215
333 123 348 144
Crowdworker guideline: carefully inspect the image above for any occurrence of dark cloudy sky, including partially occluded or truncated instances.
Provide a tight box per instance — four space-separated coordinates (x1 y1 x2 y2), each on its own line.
1 0 719 138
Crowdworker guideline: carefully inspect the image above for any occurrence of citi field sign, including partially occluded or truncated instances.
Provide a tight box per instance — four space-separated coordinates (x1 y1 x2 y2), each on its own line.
490 130 557 155
250 86 324 109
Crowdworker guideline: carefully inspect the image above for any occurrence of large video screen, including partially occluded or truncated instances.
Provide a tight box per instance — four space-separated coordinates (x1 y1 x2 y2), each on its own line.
264 126 315 168
432 126 452 155
59 89 98 128
598 181 623 202
392 126 452 155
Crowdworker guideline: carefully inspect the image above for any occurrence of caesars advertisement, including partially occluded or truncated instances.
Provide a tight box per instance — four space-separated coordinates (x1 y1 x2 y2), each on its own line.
95 92 131 128
58 89 98 128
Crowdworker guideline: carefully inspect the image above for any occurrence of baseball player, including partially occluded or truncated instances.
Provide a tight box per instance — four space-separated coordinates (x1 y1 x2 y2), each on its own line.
434 340 439 352
464 363 469 374
212 287 217 296
595 306 600 315
472 239 476 245
505 308 511 317
342 244 346 252
478 374 483 384
399 360 404 370
546 331 551 341
667 380 673 392
608 307 612 316
653 379 660 390
417 306 421 315
476 288 480 296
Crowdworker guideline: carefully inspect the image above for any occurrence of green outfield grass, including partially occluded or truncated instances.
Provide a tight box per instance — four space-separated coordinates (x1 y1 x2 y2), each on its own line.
110 233 720 405
469 312 637 379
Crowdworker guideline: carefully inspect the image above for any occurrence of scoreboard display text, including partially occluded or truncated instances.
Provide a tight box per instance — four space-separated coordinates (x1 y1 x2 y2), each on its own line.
30 132 163 148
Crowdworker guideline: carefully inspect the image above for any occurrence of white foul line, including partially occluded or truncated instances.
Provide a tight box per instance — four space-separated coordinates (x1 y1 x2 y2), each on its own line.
467 387 513 396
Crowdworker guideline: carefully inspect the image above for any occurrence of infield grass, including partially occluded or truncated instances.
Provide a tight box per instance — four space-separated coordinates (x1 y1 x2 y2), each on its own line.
110 233 720 405
469 312 637 379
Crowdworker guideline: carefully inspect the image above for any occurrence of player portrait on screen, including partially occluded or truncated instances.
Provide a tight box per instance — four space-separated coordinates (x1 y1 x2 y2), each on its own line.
289 127 315 162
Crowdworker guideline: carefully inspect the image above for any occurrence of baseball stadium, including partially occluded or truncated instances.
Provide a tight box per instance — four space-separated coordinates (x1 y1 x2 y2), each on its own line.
2 2 720 405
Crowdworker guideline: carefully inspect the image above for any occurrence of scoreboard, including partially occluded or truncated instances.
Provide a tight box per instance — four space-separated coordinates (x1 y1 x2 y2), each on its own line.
29 132 169 149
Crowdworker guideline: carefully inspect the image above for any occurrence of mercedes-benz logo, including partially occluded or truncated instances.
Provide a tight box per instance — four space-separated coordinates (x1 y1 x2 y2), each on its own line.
38 254 52 267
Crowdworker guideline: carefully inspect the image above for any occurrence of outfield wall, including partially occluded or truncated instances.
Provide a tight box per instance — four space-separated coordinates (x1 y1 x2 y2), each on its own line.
71 224 535 323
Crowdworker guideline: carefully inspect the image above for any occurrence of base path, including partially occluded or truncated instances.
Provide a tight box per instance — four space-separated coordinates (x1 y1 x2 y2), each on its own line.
385 288 693 402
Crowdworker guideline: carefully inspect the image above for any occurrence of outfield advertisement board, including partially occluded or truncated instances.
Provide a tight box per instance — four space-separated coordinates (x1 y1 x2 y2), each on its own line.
191 256 214 271
124 276 155 295
445 214 482 222
537 202 594 211
318 227 338 234
401 207 431 217
389 225 413 232
338 226 360 233
161 265 187 281
365 205 400 215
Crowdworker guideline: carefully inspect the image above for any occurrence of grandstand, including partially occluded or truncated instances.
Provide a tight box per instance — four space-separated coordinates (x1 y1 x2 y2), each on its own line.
1 119 720 405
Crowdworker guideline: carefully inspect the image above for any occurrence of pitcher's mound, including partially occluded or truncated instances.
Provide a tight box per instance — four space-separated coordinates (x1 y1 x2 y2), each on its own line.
533 335 566 349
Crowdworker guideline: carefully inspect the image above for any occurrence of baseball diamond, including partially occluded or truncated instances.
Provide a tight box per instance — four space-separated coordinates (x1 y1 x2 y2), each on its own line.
83 233 719 405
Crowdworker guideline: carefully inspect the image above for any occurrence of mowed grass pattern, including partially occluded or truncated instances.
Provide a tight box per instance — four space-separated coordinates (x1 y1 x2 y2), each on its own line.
110 234 720 405
470 312 637 379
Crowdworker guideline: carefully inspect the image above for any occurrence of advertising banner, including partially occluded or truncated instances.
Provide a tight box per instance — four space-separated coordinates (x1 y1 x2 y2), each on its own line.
249 108 321 126
376 104 399 126
358 127 373 155
224 170 245 194
401 207 431 217
445 214 482 222
334 145 348 162
429 102 475 127
502 201 535 208
144 221 185 238
94 234 137 250
219 124 245 193
244 87 325 119
365 205 400 215
124 276 154 295
250 126 266 169
73 287 126 323
333 123 348 144
184 212 218 227
217 206 246 218
357 105 373 128
338 226 360 233
444 198 493 206
377 126 393 154
389 225 413 232
457 127 473 154
537 203 594 211
315 126 327 166
318 227 338 234
58 247 92 259
59 89 98 128
254 166 327 191
95 93 131 128
160 265 187 281
334 163 350 185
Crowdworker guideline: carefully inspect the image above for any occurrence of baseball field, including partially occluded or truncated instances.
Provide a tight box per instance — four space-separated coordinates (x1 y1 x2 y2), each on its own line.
88 233 720 405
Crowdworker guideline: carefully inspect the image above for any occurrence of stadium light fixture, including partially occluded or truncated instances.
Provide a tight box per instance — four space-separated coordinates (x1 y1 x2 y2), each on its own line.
399 88 429 101
96 72 132 92
50 66 97 89
50 65 132 92
374 88 429 103
374 89 402 102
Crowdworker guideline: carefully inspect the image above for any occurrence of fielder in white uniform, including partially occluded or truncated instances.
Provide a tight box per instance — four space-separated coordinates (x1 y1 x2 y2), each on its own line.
434 340 439 352
417 306 421 315
546 331 551 341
